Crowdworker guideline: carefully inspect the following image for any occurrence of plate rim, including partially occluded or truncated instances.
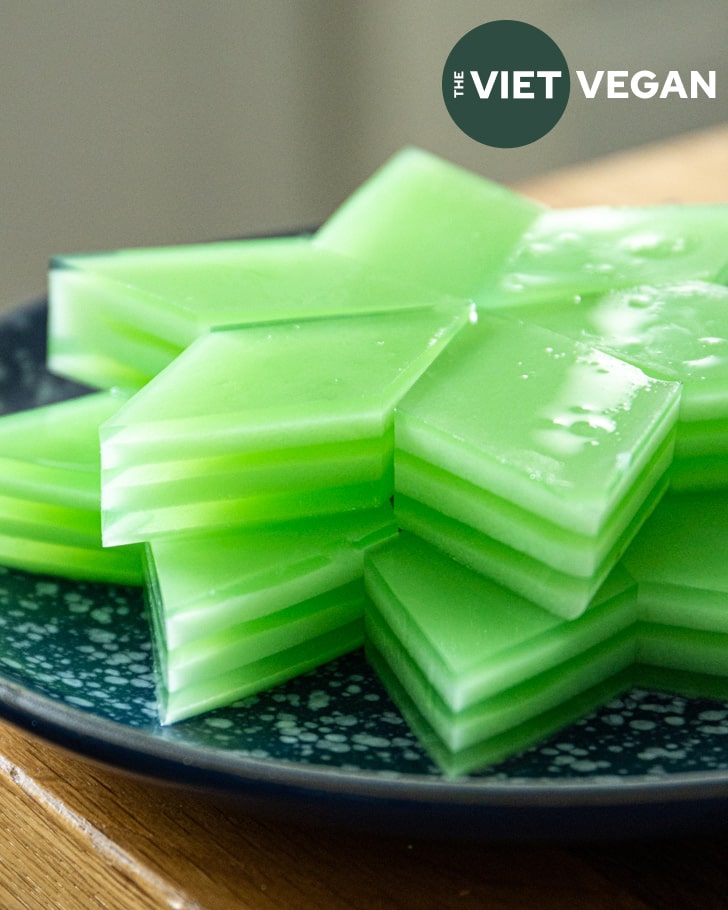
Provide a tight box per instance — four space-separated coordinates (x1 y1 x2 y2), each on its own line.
5 667 728 812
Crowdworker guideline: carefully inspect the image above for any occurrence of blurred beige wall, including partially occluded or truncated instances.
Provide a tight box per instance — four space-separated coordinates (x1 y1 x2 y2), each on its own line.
1 0 726 315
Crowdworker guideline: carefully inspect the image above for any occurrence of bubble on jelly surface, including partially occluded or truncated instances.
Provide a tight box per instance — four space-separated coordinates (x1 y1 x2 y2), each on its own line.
701 336 727 346
684 354 723 372
618 232 694 259
625 292 655 309
552 412 617 436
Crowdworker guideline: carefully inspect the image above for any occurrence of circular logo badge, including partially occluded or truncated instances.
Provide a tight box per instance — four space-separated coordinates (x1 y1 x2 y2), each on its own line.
442 20 570 148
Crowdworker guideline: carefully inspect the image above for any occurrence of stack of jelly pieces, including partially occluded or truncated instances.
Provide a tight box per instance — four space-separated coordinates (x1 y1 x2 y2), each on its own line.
485 280 728 490
146 508 398 723
364 532 638 776
363 486 728 776
623 488 728 691
393 314 681 618
40 147 539 735
0 392 143 585
1 144 728 777
49 235 306 391
313 146 728 774
48 236 466 393
99 301 472 546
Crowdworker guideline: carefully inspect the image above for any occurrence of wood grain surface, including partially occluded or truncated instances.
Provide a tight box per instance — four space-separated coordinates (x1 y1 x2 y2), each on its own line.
2 124 728 909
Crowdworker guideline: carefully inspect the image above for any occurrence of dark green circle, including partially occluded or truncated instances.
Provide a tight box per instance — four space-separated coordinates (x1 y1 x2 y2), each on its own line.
442 20 570 148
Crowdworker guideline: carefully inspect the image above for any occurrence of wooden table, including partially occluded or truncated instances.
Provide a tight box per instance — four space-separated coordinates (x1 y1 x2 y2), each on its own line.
3 125 728 909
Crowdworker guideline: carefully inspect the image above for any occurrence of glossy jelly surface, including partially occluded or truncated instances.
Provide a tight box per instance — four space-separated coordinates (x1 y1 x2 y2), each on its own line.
49 237 465 392
489 204 728 308
315 147 543 297
365 533 638 772
396 316 680 535
22 146 728 773
100 302 472 544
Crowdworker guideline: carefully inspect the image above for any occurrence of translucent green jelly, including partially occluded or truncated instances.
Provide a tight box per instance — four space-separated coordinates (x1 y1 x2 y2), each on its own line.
101 302 472 546
48 236 462 392
494 281 728 490
486 204 728 309
621 490 728 709
0 393 142 584
315 147 543 297
31 147 728 757
146 509 397 723
366 488 728 775
394 315 681 617
364 532 637 775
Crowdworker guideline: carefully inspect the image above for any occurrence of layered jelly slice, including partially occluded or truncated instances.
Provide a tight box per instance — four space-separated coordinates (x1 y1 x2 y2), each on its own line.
622 489 728 687
49 235 462 392
315 147 543 297
0 392 142 584
496 281 728 490
486 204 728 309
100 301 472 546
364 532 637 776
394 316 681 617
146 508 397 723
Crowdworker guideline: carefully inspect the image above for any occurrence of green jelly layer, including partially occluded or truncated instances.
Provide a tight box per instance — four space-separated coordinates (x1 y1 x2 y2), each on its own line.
395 316 680 538
395 423 674 577
0 532 142 587
636 623 728 678
367 641 632 777
500 281 728 420
368 605 636 754
102 436 392 544
159 619 363 725
675 415 728 457
315 147 543 297
0 393 143 584
622 490 728 609
49 235 466 391
0 391 127 507
364 532 637 713
145 508 398 649
395 472 667 619
153 578 364 692
495 280 728 492
101 302 471 545
367 635 634 775
486 204 728 308
669 454 728 491
364 499 728 774
626 489 728 678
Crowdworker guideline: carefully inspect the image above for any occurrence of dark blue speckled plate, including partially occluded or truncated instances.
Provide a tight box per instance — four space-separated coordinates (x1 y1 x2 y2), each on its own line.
3 298 728 840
